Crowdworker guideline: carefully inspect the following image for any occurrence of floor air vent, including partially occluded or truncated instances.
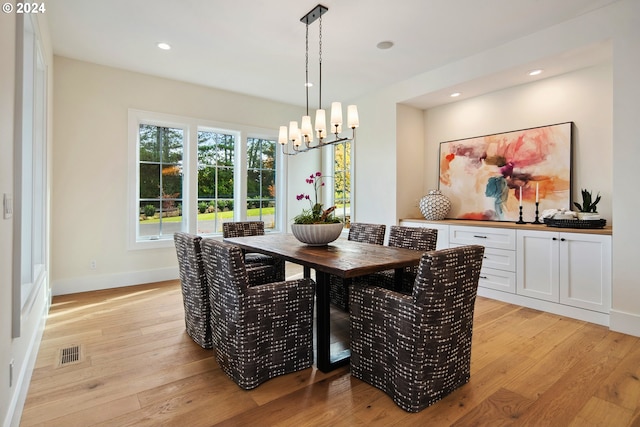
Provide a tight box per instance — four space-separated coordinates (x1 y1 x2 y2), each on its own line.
56 344 83 368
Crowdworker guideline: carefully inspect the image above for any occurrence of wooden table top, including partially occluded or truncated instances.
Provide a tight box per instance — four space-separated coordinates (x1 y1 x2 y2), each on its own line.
224 234 425 278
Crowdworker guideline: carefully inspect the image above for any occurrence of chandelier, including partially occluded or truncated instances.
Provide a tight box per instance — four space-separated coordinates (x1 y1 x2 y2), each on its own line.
278 4 359 155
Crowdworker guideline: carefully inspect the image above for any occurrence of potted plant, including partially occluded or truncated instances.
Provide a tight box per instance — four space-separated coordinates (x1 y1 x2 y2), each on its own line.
573 189 601 220
291 171 343 245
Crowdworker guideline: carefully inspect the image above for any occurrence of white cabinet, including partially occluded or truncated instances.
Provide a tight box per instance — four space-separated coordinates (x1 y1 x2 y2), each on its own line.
399 219 612 324
450 226 516 294
517 230 611 313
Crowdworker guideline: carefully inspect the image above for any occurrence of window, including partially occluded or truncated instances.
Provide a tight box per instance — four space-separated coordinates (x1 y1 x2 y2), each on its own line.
129 110 283 248
197 130 235 234
333 141 351 226
247 138 277 230
13 14 48 337
138 124 184 239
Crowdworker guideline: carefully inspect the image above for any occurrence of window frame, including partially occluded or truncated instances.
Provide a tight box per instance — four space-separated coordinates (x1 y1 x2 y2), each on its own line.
13 13 49 338
128 110 285 250
323 139 354 228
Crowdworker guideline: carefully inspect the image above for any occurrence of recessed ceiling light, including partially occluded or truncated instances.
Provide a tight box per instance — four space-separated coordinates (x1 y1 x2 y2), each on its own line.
528 69 543 76
376 41 394 50
450 92 461 98
157 42 171 50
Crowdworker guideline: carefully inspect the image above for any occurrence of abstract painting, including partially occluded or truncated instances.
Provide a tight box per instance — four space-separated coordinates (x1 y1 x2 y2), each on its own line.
438 122 572 222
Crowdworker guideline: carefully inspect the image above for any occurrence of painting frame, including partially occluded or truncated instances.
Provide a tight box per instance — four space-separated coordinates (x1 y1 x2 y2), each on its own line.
438 122 573 223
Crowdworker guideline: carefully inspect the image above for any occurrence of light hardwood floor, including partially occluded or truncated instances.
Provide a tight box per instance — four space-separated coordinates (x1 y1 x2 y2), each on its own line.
21 268 640 426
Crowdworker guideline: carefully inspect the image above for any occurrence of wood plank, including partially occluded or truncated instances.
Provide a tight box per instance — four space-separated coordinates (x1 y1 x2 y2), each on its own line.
21 279 640 427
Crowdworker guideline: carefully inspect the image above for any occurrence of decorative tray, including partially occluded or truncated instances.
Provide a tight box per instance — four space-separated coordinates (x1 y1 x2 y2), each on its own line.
543 218 607 229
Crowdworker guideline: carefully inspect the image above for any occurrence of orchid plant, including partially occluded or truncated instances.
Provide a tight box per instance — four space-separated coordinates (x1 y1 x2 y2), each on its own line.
293 172 341 224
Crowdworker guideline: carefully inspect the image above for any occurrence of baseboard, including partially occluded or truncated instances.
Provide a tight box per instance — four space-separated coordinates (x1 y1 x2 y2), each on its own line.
4 289 48 427
609 309 640 337
51 267 179 296
477 287 610 327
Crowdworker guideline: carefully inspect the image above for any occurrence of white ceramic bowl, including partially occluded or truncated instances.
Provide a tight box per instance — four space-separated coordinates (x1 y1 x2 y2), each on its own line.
291 223 343 246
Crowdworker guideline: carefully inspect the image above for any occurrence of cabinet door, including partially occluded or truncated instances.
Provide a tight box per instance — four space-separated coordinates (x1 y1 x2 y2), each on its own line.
517 230 560 302
559 233 611 313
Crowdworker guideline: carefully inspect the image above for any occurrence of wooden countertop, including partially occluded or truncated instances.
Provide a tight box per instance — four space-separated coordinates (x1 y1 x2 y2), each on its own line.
400 218 612 236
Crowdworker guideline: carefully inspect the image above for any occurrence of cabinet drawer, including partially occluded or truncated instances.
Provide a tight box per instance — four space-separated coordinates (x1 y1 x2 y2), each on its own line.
450 226 516 250
478 267 516 293
451 244 515 272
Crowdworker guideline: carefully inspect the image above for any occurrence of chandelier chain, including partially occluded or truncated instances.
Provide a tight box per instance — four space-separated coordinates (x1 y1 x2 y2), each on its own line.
318 14 322 110
305 22 309 115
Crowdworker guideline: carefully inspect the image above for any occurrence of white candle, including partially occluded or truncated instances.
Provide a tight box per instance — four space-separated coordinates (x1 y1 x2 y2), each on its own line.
536 183 539 203
519 186 522 207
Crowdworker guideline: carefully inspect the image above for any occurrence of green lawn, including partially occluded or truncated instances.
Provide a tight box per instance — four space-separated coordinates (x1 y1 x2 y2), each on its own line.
140 207 275 223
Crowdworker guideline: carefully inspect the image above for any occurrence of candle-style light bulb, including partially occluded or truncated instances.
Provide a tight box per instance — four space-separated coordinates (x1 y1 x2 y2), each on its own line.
315 109 327 139
278 126 288 145
347 105 359 129
330 102 343 131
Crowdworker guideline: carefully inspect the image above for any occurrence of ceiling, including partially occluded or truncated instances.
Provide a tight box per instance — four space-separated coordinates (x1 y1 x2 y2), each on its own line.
46 0 617 110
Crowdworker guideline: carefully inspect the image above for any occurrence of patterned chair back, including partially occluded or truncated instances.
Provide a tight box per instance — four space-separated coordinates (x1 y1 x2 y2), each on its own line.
173 232 212 349
222 221 265 238
348 222 386 245
388 225 438 251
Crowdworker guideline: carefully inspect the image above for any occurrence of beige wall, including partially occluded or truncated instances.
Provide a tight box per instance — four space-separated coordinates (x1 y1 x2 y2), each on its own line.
423 63 613 222
51 57 308 295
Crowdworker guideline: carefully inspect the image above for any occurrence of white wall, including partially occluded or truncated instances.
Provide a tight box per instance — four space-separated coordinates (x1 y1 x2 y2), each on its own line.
51 57 306 295
1 8 53 427
423 63 613 222
610 0 640 336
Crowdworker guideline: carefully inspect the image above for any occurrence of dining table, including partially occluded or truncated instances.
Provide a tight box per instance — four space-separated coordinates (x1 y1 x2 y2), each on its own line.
223 233 425 372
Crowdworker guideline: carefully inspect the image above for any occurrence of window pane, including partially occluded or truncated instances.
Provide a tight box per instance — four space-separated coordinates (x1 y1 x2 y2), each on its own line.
140 163 160 199
247 138 277 230
139 124 159 162
198 130 236 234
334 141 351 226
139 200 160 237
138 125 184 239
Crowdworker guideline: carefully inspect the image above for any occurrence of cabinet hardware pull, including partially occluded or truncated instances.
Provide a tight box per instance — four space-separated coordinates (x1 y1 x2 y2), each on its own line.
552 237 557 240
561 238 566 241
480 275 488 279
473 235 487 239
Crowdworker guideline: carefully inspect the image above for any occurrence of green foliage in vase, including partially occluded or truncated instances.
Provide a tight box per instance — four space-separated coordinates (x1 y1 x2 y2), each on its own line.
573 189 601 213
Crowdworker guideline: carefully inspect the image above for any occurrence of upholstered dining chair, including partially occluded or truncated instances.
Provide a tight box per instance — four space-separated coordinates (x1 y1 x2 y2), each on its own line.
349 245 485 412
174 232 283 349
173 232 212 349
200 238 315 390
328 222 386 311
222 221 285 281
358 225 438 293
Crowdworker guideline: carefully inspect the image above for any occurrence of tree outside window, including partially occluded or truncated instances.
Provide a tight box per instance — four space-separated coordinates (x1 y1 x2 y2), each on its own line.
333 141 351 227
138 124 184 238
247 138 277 230
197 130 235 234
